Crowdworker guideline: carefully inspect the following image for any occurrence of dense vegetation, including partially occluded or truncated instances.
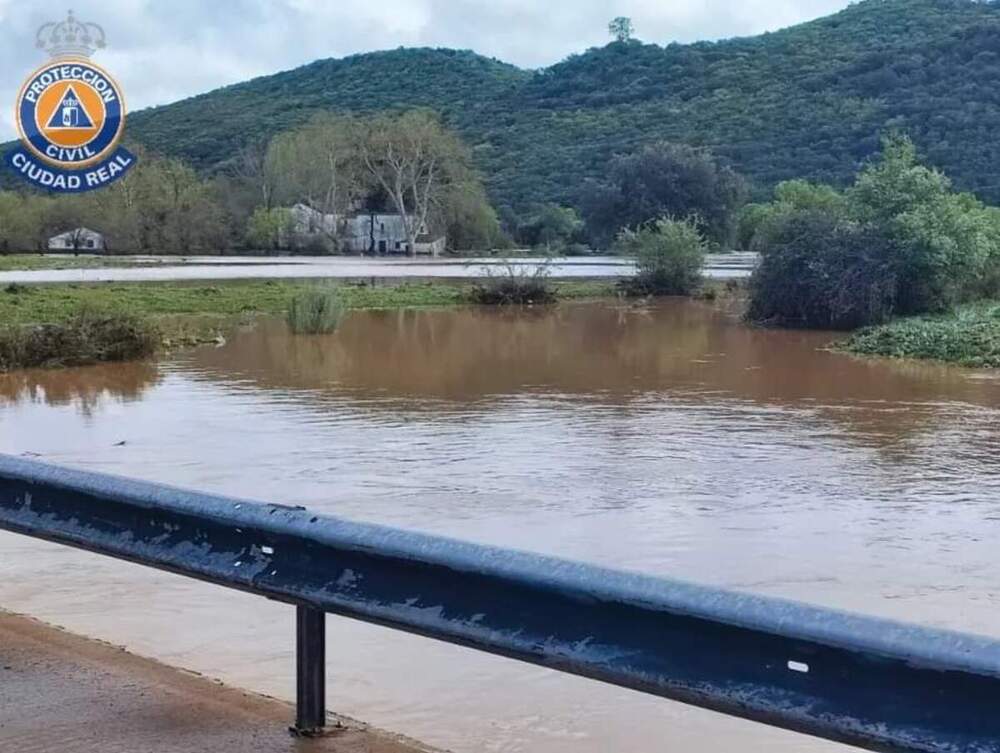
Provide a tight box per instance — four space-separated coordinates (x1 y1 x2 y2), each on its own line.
841 302 1000 367
747 135 1000 330
4 0 999 220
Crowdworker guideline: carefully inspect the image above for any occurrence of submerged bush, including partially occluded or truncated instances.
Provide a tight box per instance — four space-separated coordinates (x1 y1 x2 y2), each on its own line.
616 217 707 296
0 308 159 371
747 211 899 329
287 289 345 334
468 263 556 305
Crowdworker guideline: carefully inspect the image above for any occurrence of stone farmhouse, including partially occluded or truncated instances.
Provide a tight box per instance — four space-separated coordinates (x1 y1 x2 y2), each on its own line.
288 204 446 256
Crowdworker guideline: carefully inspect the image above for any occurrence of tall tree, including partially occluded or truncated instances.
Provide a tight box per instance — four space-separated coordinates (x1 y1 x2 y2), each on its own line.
236 137 282 211
268 113 363 217
356 111 470 255
581 142 748 248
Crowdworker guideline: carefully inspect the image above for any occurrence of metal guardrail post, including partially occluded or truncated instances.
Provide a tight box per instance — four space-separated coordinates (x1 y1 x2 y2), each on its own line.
295 606 326 735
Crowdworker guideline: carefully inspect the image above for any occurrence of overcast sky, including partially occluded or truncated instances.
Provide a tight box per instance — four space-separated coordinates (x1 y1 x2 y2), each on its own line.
0 0 850 141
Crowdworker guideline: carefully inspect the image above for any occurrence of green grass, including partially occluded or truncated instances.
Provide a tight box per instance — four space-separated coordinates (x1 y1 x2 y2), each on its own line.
0 254 172 272
840 302 1000 367
0 280 465 325
0 279 615 326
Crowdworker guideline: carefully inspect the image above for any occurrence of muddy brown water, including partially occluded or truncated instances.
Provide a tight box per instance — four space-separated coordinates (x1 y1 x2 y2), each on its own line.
2 299 999 753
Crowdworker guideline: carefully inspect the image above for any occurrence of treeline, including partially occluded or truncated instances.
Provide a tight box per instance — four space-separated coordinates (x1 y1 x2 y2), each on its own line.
0 119 750 255
0 151 228 254
0 110 505 255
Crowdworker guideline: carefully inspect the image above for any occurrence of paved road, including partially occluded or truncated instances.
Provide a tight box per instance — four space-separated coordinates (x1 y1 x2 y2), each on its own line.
0 253 757 284
0 611 440 753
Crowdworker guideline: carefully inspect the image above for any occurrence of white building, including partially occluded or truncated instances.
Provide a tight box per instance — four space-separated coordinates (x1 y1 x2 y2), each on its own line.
286 204 446 256
47 227 105 252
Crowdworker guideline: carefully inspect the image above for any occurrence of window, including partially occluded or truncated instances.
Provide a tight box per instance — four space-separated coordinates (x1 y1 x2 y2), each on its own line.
86 240 95 249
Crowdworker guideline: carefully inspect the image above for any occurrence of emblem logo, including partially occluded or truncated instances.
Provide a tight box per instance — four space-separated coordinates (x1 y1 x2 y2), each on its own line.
5 12 137 193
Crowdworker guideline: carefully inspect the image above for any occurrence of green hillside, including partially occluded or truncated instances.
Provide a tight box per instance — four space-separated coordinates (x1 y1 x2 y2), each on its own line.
18 0 1000 213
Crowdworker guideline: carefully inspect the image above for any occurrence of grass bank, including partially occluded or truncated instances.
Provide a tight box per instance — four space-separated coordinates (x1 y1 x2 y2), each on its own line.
0 254 172 271
0 309 159 371
0 279 616 370
840 301 1000 367
1 279 614 325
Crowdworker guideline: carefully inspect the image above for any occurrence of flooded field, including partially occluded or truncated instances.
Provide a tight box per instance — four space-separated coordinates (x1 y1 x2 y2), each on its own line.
0 253 755 284
2 299 999 753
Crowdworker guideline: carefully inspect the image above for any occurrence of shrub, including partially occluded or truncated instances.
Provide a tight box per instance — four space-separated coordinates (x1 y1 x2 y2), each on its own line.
616 217 707 296
747 210 898 329
468 263 556 305
287 289 345 334
0 308 159 371
841 303 1000 367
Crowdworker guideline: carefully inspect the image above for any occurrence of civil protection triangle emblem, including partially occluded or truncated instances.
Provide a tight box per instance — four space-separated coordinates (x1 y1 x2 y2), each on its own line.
5 11 137 193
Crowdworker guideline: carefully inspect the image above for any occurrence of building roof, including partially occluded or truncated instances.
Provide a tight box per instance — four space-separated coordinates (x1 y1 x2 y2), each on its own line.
49 227 103 240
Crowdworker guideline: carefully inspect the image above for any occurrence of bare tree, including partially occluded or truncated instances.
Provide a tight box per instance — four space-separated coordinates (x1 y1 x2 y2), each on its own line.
356 111 466 256
236 137 281 210
267 114 365 248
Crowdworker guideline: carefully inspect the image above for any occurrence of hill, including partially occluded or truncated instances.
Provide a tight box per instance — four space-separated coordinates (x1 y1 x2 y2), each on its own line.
17 0 1000 213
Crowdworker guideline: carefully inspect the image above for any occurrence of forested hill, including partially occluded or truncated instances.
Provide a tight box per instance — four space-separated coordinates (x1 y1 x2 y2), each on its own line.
61 0 1000 210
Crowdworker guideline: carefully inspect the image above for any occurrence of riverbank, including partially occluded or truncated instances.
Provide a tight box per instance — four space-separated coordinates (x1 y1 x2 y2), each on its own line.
0 279 618 370
0 279 615 325
840 301 1000 367
0 610 440 753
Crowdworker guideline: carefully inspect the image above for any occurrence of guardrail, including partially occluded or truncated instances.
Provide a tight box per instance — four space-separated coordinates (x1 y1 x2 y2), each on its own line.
1 454 999 752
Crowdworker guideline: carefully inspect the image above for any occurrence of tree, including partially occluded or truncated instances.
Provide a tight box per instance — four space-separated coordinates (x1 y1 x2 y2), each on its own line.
0 192 34 253
849 134 994 313
356 110 472 255
581 142 748 249
608 17 634 43
246 207 293 251
441 181 505 251
517 204 583 251
267 113 364 224
236 137 281 211
738 180 847 249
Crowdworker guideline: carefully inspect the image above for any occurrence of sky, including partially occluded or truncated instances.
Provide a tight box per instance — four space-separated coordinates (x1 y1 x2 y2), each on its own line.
0 1 851 141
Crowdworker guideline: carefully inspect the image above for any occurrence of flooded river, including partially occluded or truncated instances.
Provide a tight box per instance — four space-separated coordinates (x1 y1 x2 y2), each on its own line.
2 299 1000 753
0 253 756 284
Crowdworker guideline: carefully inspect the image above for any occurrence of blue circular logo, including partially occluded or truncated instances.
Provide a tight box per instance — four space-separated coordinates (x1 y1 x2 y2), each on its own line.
15 58 127 169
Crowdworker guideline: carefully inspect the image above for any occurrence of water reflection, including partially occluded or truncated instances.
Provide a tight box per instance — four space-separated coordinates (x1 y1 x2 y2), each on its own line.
0 361 159 414
180 300 1000 448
